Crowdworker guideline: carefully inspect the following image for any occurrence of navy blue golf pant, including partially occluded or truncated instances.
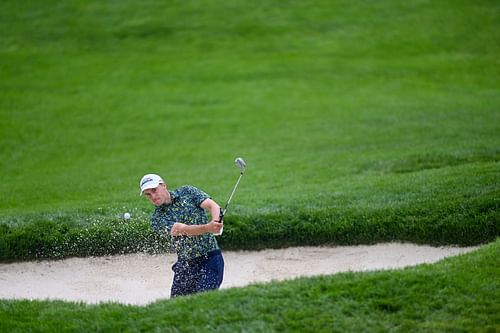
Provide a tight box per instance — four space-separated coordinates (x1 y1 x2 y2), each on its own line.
171 250 224 298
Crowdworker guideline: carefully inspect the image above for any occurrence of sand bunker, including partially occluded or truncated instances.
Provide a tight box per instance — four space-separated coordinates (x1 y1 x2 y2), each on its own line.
0 243 477 305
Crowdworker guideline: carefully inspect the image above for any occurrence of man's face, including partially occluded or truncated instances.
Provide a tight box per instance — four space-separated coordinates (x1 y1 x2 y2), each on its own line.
143 183 169 206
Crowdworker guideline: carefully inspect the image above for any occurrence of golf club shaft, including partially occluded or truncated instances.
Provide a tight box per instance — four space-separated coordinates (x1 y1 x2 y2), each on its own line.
218 172 244 221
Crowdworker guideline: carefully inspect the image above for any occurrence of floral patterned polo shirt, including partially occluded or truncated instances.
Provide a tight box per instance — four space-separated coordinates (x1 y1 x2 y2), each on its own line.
150 185 219 260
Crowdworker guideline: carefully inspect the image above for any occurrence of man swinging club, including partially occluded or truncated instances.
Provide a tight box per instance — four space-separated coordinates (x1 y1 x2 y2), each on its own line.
140 174 224 297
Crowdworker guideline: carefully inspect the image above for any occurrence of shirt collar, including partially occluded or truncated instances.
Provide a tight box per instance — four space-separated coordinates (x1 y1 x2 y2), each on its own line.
159 190 177 208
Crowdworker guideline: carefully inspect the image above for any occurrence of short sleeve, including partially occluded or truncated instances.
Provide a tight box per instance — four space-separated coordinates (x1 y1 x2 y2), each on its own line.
183 185 210 206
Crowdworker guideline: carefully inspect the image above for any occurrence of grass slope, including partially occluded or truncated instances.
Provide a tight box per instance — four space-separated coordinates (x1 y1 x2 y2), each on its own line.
0 0 498 217
1 240 499 332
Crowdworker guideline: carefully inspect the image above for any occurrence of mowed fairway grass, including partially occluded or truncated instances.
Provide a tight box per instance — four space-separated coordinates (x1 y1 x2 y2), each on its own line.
0 0 499 331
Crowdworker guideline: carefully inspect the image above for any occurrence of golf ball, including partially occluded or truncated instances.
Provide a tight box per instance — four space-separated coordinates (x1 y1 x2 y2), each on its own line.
123 212 131 220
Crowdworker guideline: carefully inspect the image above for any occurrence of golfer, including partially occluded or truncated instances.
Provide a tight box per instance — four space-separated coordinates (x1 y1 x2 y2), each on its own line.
140 173 224 297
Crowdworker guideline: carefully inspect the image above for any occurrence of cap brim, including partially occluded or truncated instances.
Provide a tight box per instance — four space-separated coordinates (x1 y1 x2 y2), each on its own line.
140 182 162 195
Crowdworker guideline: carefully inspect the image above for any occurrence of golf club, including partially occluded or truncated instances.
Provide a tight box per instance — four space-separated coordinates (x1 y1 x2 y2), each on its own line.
215 157 246 235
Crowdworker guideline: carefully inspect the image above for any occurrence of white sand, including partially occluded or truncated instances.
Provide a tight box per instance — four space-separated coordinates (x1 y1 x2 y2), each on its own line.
0 243 477 305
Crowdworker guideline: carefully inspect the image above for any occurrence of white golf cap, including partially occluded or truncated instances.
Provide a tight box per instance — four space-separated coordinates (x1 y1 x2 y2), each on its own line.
139 174 164 195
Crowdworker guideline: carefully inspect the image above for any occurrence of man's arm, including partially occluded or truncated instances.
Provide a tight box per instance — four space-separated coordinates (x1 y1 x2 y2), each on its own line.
200 198 223 223
170 198 223 236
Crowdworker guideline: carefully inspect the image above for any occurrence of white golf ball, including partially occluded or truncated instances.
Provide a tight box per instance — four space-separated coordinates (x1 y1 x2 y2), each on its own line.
123 212 131 220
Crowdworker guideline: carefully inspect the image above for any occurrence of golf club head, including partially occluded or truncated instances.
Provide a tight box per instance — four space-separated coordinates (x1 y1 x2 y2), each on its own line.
235 157 246 173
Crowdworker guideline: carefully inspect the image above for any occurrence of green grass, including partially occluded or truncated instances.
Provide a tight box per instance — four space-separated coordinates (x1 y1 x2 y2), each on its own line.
1 0 498 216
1 239 499 333
1 160 497 261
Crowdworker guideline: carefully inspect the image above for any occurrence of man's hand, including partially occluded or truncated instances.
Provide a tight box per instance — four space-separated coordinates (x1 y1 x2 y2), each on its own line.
207 219 224 234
